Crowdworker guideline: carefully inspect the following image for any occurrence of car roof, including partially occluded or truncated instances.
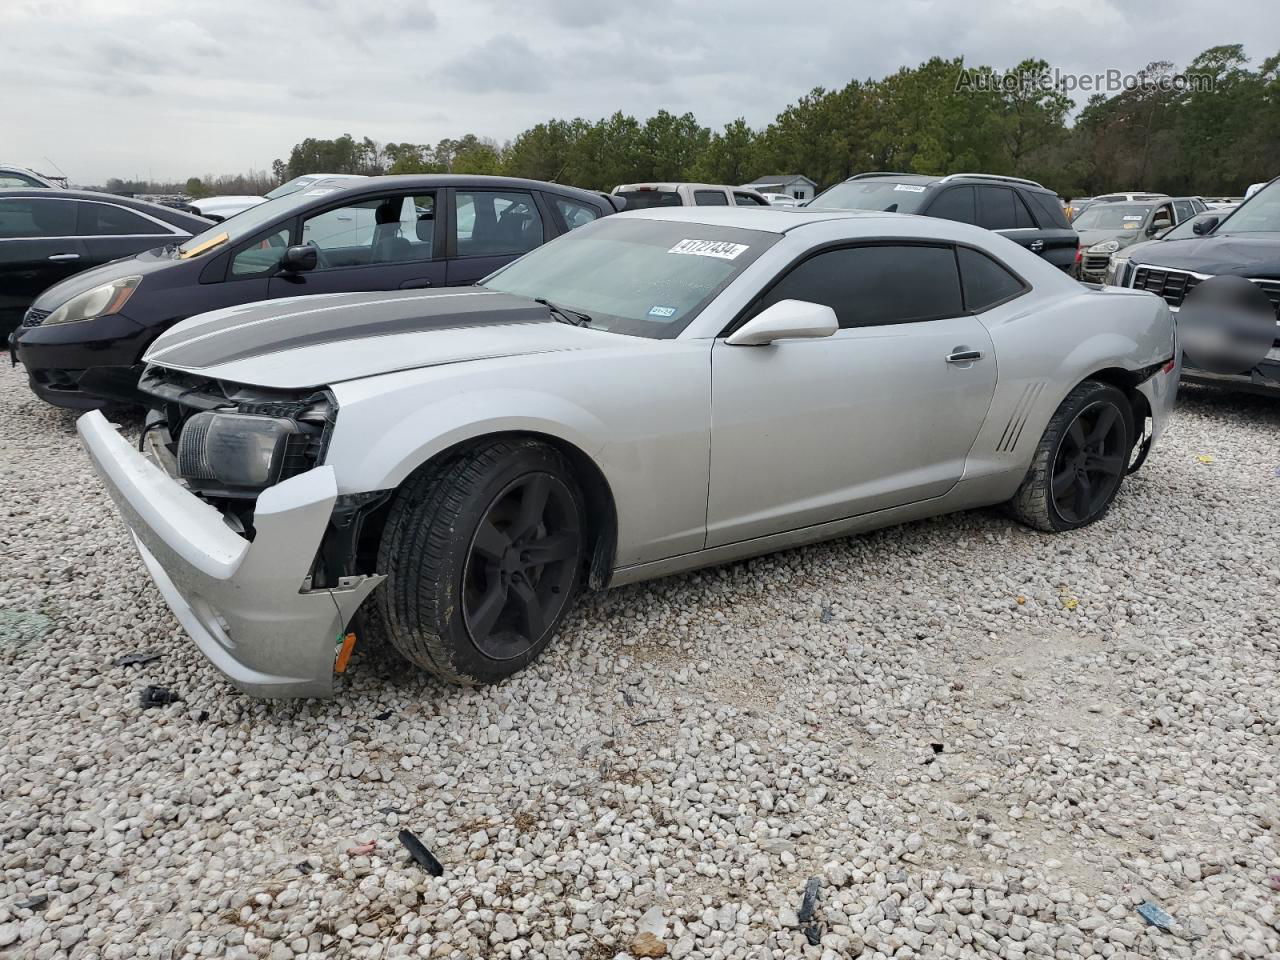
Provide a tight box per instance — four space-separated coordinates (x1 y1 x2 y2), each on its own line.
0 188 210 227
835 173 1061 195
335 174 610 203
618 205 899 234
614 182 764 193
840 173 939 186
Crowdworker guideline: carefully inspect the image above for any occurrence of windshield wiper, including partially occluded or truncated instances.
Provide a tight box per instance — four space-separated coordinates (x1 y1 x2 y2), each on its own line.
535 298 593 327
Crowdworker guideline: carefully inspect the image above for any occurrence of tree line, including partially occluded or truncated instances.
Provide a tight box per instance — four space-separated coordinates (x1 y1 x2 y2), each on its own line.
103 45 1278 200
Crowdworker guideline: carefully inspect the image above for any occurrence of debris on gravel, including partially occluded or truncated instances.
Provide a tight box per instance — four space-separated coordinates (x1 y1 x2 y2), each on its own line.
1 362 1278 959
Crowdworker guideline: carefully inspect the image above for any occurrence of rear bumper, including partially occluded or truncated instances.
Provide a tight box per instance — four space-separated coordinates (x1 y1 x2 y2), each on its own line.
77 410 382 698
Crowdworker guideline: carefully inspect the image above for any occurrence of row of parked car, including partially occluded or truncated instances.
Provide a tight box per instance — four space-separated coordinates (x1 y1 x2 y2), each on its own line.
6 166 1279 410
9 156 1277 700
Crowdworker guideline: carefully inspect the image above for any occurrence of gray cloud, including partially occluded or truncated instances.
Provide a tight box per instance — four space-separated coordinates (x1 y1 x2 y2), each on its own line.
3 0 1276 184
441 33 551 93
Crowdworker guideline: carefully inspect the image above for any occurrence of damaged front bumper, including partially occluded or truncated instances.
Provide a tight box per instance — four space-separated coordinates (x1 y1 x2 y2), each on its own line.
77 410 382 698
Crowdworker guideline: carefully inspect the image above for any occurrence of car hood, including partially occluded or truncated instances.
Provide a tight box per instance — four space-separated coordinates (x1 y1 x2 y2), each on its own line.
143 288 613 389
1128 233 1280 279
29 247 179 312
1112 237 1161 261
1078 228 1143 249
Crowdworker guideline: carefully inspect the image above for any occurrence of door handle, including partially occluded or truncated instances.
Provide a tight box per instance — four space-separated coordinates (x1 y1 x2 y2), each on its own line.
1029 240 1045 253
946 349 984 364
48 253 81 262
399 278 433 290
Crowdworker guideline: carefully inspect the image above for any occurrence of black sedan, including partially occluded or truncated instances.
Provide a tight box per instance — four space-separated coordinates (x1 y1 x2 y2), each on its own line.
10 175 623 409
0 190 210 337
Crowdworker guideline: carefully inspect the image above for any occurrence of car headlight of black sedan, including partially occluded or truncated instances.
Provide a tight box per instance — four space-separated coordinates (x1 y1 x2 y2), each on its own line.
44 276 142 325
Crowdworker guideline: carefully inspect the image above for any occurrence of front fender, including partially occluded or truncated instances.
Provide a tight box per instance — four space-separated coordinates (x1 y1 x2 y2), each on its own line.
322 342 715 567
327 383 611 492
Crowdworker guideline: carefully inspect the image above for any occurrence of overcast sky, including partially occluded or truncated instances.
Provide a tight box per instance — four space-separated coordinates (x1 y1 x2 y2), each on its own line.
2 0 1276 185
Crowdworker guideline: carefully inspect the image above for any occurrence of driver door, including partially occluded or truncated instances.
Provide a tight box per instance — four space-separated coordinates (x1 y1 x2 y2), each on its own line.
706 243 996 548
268 192 446 297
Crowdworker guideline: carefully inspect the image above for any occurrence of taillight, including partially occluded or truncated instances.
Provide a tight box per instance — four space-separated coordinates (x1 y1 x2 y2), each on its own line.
1074 246 1083 263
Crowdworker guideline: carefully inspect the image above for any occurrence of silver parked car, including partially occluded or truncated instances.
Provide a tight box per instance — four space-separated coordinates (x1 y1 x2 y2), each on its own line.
78 207 1179 697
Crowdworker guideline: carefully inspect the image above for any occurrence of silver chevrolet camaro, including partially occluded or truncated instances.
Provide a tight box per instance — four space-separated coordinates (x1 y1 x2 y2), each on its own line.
78 207 1179 697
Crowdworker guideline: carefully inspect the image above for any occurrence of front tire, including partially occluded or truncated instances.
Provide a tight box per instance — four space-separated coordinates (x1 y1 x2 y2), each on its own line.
1008 380 1133 532
373 438 587 685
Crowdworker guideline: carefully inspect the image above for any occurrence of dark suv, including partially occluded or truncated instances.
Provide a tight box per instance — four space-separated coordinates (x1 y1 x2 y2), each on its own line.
808 172 1078 273
1124 176 1280 395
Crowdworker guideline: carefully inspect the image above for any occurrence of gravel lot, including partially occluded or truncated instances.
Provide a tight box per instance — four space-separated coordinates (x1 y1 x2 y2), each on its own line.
1 360 1278 960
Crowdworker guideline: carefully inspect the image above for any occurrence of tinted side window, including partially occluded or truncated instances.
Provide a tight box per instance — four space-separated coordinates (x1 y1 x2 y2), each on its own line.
1012 192 1036 228
757 244 963 329
455 190 544 256
231 228 290 278
1025 191 1072 229
694 190 729 206
0 198 76 238
552 196 600 231
1172 200 1193 222
927 187 976 223
0 173 44 188
976 187 1019 230
79 203 161 236
957 246 1026 312
733 192 769 206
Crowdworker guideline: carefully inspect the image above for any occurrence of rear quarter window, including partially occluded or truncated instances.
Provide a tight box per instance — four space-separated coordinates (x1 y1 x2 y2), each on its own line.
615 191 682 209
1025 191 1072 230
694 190 730 206
957 246 1027 311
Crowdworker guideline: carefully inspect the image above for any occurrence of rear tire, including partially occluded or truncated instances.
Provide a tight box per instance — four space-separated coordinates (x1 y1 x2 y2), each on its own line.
372 438 587 685
1007 380 1133 533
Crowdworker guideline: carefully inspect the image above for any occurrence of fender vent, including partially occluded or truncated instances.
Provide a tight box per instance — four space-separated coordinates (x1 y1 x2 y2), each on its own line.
997 381 1045 453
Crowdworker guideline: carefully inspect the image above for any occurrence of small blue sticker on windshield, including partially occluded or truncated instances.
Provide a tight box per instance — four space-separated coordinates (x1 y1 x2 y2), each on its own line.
648 306 677 318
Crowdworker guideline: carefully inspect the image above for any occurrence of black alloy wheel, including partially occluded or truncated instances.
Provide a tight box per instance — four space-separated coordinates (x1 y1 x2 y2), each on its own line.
1049 401 1128 523
1008 379 1133 533
462 473 583 660
372 437 588 685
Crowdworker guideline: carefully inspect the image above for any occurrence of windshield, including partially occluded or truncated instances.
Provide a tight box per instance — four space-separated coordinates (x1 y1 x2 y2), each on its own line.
615 190 682 209
807 181 930 213
480 217 778 339
178 190 320 255
1072 203 1153 231
264 175 323 200
1216 180 1280 235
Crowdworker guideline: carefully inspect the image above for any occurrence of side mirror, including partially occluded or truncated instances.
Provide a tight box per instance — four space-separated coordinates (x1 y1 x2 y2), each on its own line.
1192 216 1219 235
726 299 838 346
1146 222 1166 237
280 244 318 272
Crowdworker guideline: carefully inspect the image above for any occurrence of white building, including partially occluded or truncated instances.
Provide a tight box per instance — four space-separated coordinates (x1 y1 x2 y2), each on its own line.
741 174 818 201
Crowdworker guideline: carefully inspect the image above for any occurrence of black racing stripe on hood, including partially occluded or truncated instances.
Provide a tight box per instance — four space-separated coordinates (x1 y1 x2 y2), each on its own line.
151 290 553 370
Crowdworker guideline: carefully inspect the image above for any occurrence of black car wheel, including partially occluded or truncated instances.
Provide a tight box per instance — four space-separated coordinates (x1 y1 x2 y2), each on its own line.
373 437 587 685
1008 380 1133 532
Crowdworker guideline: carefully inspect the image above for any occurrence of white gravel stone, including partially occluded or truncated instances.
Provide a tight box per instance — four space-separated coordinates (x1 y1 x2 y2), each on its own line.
1 367 1279 960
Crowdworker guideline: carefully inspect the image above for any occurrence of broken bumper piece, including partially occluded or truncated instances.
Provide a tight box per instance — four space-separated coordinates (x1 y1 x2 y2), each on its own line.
77 410 382 698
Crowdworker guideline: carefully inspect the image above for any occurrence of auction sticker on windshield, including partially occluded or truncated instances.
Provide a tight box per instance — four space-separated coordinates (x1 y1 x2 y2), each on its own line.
648 305 677 318
893 184 927 193
668 239 749 260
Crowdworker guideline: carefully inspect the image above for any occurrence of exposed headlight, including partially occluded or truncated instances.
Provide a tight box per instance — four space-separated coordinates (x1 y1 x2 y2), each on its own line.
177 412 303 488
1089 240 1120 254
44 276 142 325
